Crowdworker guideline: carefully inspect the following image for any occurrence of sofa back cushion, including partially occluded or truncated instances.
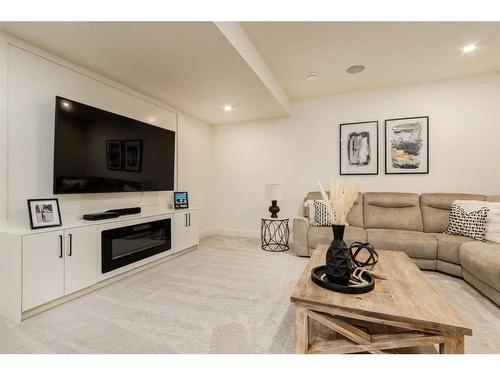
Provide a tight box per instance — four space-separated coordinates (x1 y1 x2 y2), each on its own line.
304 192 363 227
420 193 486 233
364 192 423 231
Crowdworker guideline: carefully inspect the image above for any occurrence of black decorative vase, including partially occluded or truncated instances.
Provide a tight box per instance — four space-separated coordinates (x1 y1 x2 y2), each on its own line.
325 225 354 286
268 200 280 218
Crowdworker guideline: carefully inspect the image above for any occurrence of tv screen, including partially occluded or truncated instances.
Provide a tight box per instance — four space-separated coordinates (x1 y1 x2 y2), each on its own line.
54 96 175 194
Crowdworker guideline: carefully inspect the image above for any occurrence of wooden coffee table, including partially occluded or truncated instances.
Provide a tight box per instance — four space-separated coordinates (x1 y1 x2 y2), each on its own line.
290 245 472 354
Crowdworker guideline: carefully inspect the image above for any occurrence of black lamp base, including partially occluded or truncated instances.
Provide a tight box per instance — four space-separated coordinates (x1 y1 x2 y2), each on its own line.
269 200 280 218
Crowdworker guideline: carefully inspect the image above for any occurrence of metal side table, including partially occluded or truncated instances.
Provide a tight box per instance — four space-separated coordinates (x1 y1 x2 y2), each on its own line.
260 217 290 252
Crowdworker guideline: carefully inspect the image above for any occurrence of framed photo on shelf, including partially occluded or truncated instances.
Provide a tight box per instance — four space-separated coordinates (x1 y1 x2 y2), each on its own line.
27 198 62 230
340 121 378 175
385 116 429 174
174 191 189 209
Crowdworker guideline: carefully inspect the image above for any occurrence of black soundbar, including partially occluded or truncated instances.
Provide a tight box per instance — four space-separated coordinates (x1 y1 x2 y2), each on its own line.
106 207 141 216
83 212 120 221
83 207 141 221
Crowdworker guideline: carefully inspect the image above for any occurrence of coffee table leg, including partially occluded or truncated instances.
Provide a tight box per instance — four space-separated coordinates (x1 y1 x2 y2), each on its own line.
440 335 465 354
295 306 309 353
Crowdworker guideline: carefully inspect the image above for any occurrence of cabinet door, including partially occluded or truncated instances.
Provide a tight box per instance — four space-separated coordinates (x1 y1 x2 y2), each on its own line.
22 230 65 311
173 212 187 253
65 226 98 295
186 211 199 249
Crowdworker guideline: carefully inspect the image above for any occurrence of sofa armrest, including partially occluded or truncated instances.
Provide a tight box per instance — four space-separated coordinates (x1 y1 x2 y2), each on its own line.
293 217 309 257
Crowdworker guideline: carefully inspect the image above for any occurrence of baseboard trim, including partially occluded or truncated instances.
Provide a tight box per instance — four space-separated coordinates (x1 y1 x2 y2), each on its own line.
199 228 217 239
201 228 260 239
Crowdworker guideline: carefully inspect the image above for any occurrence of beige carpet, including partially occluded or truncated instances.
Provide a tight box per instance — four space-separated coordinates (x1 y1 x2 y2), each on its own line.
0 235 498 353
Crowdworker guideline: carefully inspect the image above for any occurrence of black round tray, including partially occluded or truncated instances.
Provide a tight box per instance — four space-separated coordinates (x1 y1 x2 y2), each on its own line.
311 265 375 294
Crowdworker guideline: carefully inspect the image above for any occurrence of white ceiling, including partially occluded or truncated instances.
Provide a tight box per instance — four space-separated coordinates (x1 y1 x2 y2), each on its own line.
1 22 500 124
0 22 289 124
242 22 500 99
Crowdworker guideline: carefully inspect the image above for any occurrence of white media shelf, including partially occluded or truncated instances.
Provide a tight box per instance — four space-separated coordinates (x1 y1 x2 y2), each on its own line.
0 208 199 322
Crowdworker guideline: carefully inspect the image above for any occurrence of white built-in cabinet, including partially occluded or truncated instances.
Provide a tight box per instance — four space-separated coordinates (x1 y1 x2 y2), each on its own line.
0 208 199 321
64 226 98 295
173 210 199 253
22 230 65 311
22 226 97 311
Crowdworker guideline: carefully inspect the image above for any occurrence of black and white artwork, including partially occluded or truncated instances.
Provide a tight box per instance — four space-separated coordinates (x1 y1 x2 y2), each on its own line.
27 198 62 230
106 140 123 170
124 140 142 172
385 116 429 174
340 121 378 175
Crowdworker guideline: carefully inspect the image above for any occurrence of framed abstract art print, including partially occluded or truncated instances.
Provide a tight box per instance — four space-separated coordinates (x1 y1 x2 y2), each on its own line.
385 116 429 174
340 121 378 175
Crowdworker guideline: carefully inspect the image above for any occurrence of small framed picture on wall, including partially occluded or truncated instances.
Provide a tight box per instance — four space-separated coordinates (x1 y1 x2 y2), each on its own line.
340 121 379 175
106 140 123 170
124 140 143 172
385 116 429 174
174 192 189 209
27 198 62 230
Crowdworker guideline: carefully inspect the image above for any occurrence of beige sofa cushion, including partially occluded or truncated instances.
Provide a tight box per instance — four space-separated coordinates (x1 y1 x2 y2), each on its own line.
487 195 500 202
420 193 486 233
304 192 363 228
292 217 309 257
364 192 423 231
434 233 473 265
307 225 366 250
366 228 437 260
460 241 500 292
463 270 500 306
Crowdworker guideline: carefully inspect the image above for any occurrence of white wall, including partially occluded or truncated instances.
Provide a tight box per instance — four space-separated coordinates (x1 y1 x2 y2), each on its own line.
0 33 7 221
0 32 214 233
177 112 214 235
212 74 500 236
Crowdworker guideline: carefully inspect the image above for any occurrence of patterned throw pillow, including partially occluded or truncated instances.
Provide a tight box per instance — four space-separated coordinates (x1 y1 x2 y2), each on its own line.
445 203 489 241
313 200 332 227
453 200 500 243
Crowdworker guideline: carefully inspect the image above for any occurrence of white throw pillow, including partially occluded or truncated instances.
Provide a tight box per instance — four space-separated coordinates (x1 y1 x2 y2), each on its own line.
452 200 500 243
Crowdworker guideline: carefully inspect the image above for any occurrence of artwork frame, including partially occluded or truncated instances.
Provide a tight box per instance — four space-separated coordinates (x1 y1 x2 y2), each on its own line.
124 140 143 172
385 116 429 175
27 198 62 230
174 191 189 209
106 140 123 170
339 121 379 175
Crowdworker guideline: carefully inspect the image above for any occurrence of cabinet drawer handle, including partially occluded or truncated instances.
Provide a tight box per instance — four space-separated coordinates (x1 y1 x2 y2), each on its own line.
68 233 73 256
185 213 188 227
188 213 191 226
59 235 63 258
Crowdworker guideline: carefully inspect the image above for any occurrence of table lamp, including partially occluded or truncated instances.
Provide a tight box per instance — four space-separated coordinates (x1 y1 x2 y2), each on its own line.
265 184 283 218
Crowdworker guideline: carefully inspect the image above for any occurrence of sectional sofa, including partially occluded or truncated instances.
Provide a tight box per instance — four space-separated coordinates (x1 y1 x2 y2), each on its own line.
293 192 500 306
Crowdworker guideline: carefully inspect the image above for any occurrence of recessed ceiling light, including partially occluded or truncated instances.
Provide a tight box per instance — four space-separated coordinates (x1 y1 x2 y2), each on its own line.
462 44 477 53
346 65 365 74
305 72 319 80
223 105 233 112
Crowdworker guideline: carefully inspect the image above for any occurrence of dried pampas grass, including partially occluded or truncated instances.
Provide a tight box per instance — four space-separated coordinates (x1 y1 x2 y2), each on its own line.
317 177 359 225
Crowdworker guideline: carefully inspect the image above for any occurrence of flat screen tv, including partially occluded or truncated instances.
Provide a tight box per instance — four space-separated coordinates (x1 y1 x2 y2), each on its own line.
54 96 175 194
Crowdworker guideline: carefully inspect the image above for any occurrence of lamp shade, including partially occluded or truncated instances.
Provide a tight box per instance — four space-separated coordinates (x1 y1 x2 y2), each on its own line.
265 184 283 201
